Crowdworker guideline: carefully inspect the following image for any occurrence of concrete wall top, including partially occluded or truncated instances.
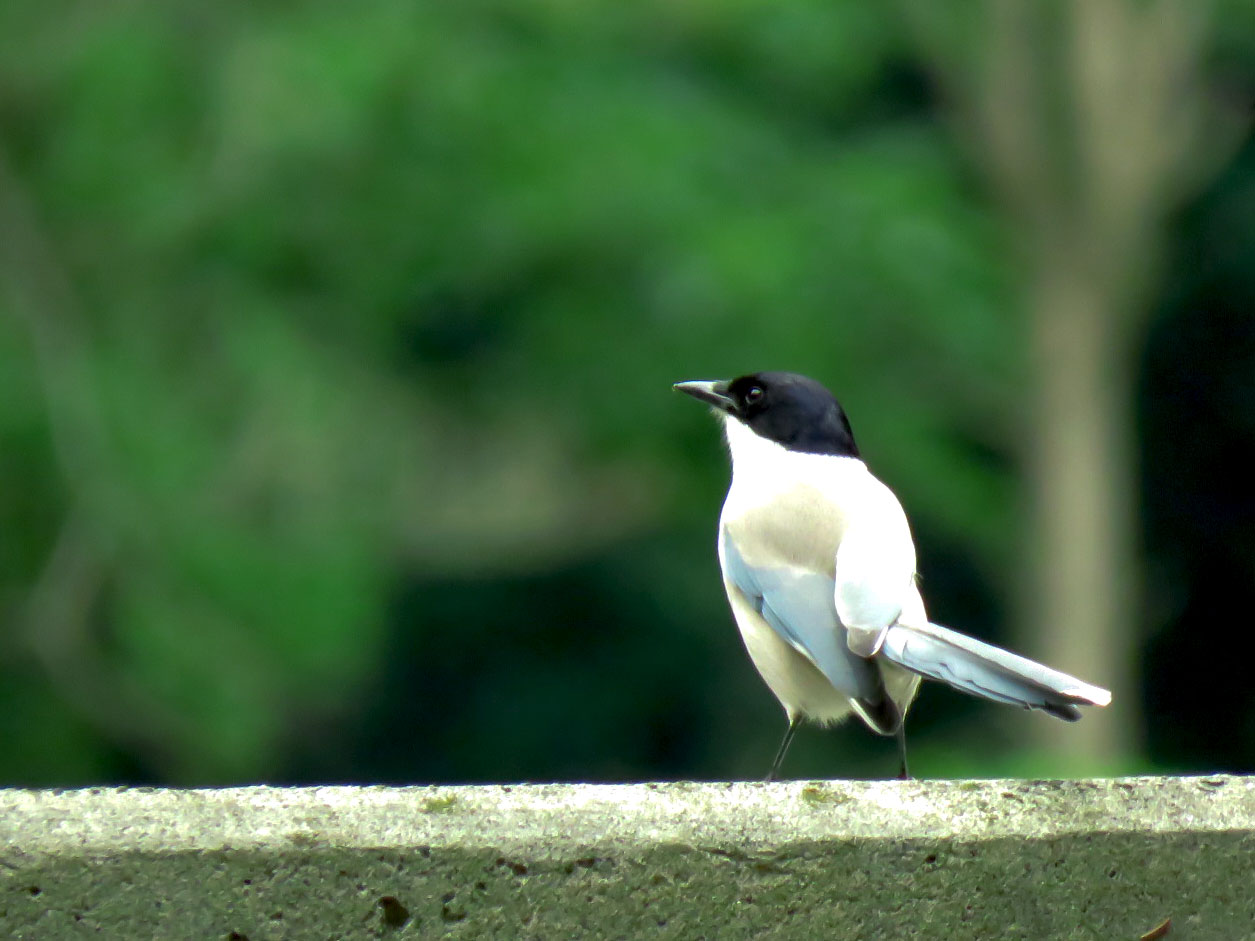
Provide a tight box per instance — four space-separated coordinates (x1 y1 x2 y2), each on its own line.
2 776 1252 939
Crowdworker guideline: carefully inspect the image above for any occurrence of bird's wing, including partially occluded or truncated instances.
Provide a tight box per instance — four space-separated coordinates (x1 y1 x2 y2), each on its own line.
721 533 883 704
833 474 918 658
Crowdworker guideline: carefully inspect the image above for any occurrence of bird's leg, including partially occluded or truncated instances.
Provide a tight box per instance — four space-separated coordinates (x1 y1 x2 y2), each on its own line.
895 722 910 780
766 715 801 782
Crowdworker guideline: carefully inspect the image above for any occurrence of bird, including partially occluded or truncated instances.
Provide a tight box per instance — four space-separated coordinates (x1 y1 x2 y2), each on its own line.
674 371 1111 780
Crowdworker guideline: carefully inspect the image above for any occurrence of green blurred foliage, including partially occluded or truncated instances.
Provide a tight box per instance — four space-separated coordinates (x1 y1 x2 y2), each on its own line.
1 0 1252 784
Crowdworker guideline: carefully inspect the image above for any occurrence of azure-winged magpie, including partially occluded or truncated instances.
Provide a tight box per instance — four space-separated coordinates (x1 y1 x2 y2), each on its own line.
675 371 1111 780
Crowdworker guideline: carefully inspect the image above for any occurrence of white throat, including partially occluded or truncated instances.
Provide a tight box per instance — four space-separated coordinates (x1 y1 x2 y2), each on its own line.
722 414 866 494
723 415 786 476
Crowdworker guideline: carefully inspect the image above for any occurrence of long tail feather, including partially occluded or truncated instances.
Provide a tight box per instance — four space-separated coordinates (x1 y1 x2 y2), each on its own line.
879 621 1111 721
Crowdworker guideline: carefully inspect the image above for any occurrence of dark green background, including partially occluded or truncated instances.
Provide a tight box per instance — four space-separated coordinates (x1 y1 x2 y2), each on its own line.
1 1 1252 785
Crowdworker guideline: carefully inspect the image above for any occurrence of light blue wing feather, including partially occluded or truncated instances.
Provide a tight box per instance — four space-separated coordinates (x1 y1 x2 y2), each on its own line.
722 534 882 704
832 479 917 657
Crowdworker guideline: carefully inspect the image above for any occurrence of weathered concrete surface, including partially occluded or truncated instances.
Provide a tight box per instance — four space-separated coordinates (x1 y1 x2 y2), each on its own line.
1 776 1251 940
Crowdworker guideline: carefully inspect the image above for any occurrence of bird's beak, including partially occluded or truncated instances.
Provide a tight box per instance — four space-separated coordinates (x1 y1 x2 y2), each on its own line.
673 379 736 413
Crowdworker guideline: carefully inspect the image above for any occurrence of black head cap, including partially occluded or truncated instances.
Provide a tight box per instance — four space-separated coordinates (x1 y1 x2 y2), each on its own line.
674 371 859 457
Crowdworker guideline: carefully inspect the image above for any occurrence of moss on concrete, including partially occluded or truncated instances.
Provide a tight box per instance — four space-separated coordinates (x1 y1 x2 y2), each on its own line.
1 777 1252 939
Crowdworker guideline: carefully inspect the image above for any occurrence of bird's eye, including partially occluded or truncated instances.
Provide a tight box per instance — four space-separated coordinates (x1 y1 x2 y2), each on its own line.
744 385 764 405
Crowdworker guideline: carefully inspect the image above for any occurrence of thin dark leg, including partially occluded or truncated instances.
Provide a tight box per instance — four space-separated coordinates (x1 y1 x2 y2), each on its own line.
766 715 801 782
895 722 910 780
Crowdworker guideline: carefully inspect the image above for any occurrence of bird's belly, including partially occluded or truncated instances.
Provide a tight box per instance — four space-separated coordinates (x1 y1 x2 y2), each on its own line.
730 582 922 728
725 580 855 725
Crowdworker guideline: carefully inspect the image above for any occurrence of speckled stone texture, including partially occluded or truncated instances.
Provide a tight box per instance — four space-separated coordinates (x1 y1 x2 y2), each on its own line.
1 777 1251 940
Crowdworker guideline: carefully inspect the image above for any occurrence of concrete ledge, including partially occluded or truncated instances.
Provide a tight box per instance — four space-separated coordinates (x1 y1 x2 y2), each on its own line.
2 776 1252 939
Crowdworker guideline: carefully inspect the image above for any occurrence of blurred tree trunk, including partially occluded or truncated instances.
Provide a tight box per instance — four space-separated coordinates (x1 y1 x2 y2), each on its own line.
1024 267 1138 761
907 0 1238 763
